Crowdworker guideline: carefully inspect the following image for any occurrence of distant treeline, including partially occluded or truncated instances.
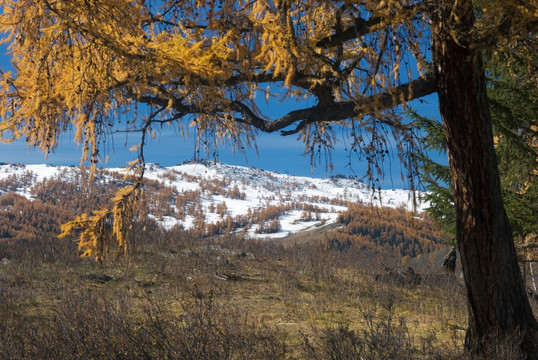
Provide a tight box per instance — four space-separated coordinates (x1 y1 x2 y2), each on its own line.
323 204 449 257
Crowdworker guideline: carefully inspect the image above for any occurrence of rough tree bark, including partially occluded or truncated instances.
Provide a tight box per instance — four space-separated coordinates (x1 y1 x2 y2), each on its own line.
432 0 537 356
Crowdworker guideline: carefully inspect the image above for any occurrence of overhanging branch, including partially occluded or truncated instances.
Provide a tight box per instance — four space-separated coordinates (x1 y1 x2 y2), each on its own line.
133 73 436 136
234 74 437 134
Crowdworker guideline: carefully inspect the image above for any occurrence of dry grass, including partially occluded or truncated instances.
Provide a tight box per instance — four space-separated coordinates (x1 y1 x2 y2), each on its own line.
1 226 531 359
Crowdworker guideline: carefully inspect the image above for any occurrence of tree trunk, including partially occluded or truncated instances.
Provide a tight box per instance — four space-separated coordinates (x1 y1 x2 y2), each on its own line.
431 0 537 357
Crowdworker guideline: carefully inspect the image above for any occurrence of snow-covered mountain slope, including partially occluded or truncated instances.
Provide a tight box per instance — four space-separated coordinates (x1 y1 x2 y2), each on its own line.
0 160 428 239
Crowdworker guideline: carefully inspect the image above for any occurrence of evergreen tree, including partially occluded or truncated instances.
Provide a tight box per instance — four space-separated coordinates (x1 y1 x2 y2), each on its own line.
488 47 538 243
416 43 538 244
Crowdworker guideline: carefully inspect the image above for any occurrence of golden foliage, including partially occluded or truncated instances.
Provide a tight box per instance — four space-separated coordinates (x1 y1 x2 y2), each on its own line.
59 184 142 260
0 0 428 160
59 176 141 260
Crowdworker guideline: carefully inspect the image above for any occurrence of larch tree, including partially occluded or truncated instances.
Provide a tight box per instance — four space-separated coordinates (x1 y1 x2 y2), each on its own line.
0 0 536 356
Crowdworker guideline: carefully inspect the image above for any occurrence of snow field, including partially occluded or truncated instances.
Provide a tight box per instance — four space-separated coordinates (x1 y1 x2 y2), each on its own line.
0 161 428 239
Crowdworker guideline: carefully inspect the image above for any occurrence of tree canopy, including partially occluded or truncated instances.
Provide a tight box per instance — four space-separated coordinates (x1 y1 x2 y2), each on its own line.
0 0 440 166
0 0 533 196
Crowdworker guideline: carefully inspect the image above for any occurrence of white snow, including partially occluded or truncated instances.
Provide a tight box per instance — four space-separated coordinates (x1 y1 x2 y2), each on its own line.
0 160 429 239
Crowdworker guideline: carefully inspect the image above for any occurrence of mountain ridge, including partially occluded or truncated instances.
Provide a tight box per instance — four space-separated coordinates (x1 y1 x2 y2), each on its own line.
0 160 432 245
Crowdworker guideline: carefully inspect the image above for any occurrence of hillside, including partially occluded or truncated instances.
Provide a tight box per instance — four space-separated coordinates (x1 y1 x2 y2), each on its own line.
0 160 446 257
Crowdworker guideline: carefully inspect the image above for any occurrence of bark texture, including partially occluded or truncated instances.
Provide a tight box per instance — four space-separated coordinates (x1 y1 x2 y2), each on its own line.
432 0 537 357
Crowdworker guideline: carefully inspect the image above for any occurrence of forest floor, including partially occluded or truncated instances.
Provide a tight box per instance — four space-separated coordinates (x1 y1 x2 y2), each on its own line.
1 228 536 359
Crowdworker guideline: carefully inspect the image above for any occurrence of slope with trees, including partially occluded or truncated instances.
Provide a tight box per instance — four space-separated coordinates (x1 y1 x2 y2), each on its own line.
325 204 448 258
0 193 73 240
1 0 537 356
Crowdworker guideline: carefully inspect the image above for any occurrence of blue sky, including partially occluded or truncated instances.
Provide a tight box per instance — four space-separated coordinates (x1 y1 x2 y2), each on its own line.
0 97 446 189
0 47 446 189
